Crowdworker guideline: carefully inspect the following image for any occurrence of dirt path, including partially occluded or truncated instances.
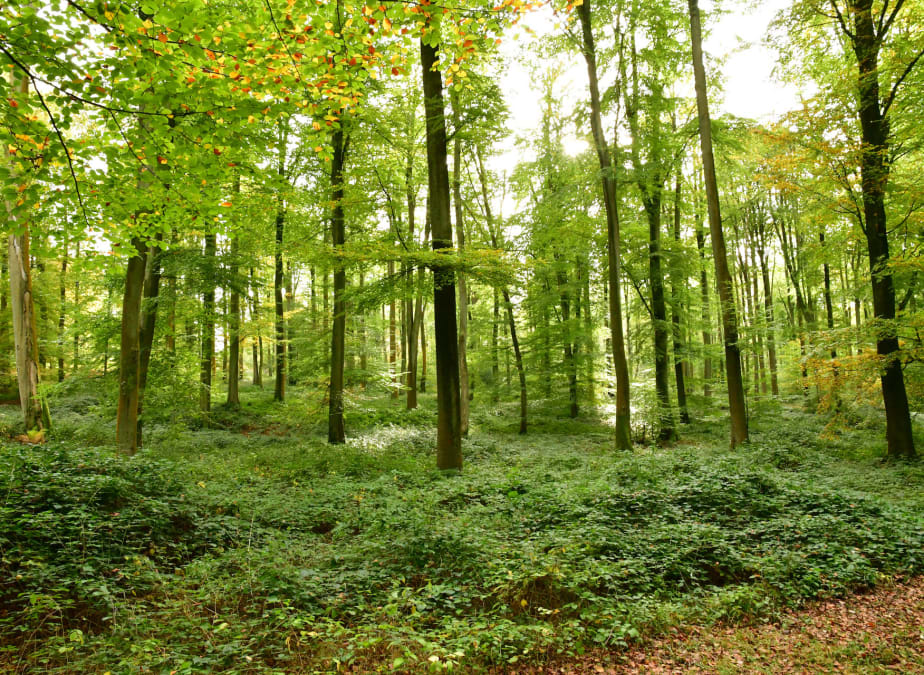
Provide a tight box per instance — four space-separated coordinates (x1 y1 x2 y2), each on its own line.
509 578 924 674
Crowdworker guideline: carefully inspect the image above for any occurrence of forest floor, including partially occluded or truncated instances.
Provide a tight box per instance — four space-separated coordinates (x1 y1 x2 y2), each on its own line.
0 379 922 673
506 577 924 673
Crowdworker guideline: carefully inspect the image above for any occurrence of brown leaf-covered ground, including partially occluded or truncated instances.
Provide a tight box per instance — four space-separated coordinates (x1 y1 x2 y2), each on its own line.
505 578 924 674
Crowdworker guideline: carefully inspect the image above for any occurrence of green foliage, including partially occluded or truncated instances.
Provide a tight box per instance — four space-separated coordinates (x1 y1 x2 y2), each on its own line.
3 388 921 672
0 444 239 643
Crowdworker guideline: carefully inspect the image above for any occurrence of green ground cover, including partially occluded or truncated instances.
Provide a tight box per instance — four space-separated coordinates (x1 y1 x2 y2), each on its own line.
0 385 921 673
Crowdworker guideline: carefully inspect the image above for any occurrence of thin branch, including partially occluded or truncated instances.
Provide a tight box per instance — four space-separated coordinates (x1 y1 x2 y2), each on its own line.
27 72 91 230
882 46 924 117
827 0 856 40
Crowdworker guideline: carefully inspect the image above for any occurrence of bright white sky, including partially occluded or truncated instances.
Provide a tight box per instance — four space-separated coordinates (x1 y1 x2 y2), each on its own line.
495 0 800 170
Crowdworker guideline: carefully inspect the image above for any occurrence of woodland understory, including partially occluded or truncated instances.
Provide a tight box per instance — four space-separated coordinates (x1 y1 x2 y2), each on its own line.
1 0 923 671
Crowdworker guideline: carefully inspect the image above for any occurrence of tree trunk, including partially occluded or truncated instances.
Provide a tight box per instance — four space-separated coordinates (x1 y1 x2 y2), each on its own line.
5 71 48 434
670 172 690 423
557 265 579 419
273 208 286 402
116 237 146 453
227 228 241 409
200 232 216 418
689 0 748 446
328 126 349 444
577 0 632 449
57 238 68 383
849 0 915 458
451 91 470 436
137 232 163 447
695 205 713 398
421 36 462 470
503 288 528 434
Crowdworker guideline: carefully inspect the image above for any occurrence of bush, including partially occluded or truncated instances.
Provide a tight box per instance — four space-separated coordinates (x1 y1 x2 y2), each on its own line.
0 444 236 638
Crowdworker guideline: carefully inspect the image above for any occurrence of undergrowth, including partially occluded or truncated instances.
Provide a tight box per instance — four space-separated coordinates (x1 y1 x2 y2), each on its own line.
0 387 920 673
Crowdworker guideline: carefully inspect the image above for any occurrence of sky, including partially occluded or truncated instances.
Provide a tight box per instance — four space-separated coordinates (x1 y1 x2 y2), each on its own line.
495 0 801 165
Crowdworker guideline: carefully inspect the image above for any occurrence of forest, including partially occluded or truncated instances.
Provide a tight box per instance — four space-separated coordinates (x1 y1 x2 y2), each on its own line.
1 0 922 671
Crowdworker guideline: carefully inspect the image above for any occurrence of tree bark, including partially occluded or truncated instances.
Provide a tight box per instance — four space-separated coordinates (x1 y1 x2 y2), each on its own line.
116 237 146 453
848 0 915 458
200 232 216 417
577 0 632 449
689 0 748 446
421 36 462 470
273 208 286 402
670 172 690 423
227 220 241 408
450 91 471 436
328 126 349 444
137 232 163 446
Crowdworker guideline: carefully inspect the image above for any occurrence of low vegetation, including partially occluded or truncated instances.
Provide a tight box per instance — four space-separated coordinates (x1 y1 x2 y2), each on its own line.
1 387 920 673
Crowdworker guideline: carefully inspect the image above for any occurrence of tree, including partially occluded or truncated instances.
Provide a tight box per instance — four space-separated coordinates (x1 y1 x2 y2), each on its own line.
688 0 749 447
421 34 463 470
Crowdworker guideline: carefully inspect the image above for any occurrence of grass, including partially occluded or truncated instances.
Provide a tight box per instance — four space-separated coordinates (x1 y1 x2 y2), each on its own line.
0 381 921 673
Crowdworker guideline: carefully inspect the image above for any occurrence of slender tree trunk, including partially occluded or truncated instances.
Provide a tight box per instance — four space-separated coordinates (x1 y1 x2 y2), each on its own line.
328 127 349 444
695 208 713 398
492 288 500 401
273 208 286 402
557 265 579 419
116 237 147 453
200 232 216 418
388 260 398 398
420 306 427 393
848 0 915 458
577 0 632 449
645 196 677 441
421 37 462 470
5 71 47 433
451 91 470 436
57 238 68 383
137 232 163 447
360 272 368 390
227 234 241 408
503 288 528 434
72 241 80 371
250 267 262 387
758 239 779 396
670 172 690 423
689 0 748 446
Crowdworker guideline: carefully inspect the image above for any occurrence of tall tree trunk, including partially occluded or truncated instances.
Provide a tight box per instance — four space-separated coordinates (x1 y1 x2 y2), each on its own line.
200 232 216 417
757 234 779 396
72 241 80 371
577 0 632 449
285 262 296 385
503 288 528 434
492 288 500 401
5 71 47 433
137 232 163 447
273 208 286 402
695 204 713 398
250 267 262 387
57 238 68 383
557 265 579 419
328 127 349 444
645 196 677 442
421 36 462 470
388 260 398 398
847 0 915 458
227 233 241 409
360 271 368 390
451 91 470 436
820 229 837 365
116 237 147 453
670 172 690 423
689 0 748 446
